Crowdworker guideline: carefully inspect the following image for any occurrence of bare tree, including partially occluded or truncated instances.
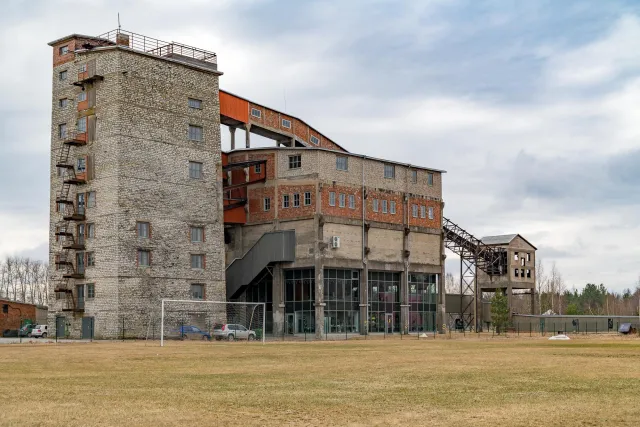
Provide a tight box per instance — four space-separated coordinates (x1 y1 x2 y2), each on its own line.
444 272 458 294
0 257 50 306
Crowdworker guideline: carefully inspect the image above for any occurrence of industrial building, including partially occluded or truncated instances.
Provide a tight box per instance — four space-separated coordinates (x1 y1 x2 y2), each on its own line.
48 29 535 339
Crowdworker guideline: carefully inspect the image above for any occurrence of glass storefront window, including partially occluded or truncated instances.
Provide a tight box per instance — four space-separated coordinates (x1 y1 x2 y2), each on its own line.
368 271 400 333
284 269 315 334
409 273 437 333
324 269 360 334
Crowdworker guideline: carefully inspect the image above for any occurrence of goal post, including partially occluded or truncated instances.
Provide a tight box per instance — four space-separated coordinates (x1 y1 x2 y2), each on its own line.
160 299 266 346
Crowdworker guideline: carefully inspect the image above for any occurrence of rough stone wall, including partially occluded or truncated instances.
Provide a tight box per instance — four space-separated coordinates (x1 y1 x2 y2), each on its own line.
49 45 225 339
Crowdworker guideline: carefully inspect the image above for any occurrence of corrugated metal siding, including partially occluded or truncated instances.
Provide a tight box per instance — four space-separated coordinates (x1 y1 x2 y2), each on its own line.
220 91 249 123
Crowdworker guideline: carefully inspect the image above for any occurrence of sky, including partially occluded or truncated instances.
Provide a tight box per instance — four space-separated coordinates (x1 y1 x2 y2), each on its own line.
0 0 639 292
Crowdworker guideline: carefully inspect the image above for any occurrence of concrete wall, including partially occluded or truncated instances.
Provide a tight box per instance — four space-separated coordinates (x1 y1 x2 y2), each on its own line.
512 315 639 333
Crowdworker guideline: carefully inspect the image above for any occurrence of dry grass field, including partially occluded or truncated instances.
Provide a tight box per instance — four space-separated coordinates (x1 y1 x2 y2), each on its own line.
1 336 639 427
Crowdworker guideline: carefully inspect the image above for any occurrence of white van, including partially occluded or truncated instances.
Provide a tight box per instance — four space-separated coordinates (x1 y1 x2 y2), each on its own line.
31 325 48 338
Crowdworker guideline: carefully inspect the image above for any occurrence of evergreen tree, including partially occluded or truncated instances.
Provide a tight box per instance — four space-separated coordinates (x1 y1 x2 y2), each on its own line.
491 290 509 334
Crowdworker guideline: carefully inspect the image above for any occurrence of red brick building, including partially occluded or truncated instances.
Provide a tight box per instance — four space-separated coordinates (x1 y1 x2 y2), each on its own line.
1 299 48 331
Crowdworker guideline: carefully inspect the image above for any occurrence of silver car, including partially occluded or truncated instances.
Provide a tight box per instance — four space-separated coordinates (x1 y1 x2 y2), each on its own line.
213 324 256 341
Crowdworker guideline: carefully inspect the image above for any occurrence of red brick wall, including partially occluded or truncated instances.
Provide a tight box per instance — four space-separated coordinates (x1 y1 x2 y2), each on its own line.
248 153 276 180
278 184 316 219
407 198 442 228
249 103 264 125
53 40 76 67
0 300 37 331
320 136 344 152
292 118 308 141
264 109 279 129
248 187 276 223
366 191 405 224
321 185 362 219
279 113 294 133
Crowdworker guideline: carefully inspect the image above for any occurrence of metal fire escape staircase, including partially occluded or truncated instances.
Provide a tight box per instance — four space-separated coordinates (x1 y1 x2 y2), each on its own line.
54 130 87 313
442 217 507 329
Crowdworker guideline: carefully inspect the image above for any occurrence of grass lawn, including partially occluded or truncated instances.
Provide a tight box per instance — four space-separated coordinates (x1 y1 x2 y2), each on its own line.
1 335 639 426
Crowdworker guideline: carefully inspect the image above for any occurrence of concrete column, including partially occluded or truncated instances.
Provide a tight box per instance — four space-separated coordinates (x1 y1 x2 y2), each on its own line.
229 127 236 150
359 263 368 334
530 289 536 315
245 123 251 148
314 214 325 339
272 264 284 337
400 270 409 334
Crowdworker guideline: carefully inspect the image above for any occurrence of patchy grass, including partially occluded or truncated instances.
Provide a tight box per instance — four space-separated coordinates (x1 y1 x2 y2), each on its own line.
1 336 639 426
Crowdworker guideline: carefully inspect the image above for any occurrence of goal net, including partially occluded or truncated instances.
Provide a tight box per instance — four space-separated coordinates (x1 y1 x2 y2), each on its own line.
160 300 266 346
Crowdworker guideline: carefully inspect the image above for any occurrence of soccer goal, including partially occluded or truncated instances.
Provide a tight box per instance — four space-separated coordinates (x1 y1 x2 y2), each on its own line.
160 300 266 346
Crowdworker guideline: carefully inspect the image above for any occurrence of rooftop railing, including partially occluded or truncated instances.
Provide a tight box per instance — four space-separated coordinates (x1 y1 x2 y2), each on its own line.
96 29 217 65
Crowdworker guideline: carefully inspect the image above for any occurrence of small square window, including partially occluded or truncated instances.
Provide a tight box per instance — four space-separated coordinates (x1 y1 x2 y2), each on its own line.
282 119 292 129
86 252 95 267
293 193 300 208
251 108 261 118
87 223 95 238
427 173 434 186
87 283 95 299
384 164 395 179
382 200 388 214
428 207 434 220
514 268 519 277
348 195 355 209
420 205 426 218
77 117 87 133
254 164 261 174
526 253 531 262
59 70 68 81
339 193 346 208
191 254 205 269
283 194 290 208
188 125 203 142
264 197 271 211
59 98 68 108
137 222 150 238
78 92 87 102
412 204 418 218
514 252 519 261
190 226 204 243
87 191 96 208
58 123 67 139
390 201 396 214
310 135 319 145
304 192 311 206
373 199 379 212
188 98 202 109
411 170 418 183
288 155 301 169
191 284 204 300
329 192 335 207
59 45 69 55
336 156 348 171
521 269 525 277
138 250 151 267
189 161 203 179
79 64 87 73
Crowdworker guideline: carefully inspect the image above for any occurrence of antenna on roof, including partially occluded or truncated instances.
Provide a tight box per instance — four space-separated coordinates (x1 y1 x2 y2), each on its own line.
283 87 287 112
118 13 121 31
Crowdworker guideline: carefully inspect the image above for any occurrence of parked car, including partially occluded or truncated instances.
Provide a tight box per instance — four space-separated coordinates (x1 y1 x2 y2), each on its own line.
168 325 211 341
31 325 48 338
213 324 257 341
618 323 637 335
18 324 35 337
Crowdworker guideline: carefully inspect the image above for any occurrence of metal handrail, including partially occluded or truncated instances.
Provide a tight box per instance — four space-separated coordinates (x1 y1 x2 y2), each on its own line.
96 28 217 64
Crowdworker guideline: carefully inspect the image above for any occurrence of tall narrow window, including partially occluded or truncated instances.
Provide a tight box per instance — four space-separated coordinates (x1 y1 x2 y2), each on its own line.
87 284 95 299
263 197 271 211
348 194 355 209
76 158 86 173
304 192 311 206
254 164 261 174
137 222 150 238
390 201 396 214
420 205 426 218
293 193 300 208
283 194 290 208
138 250 151 267
59 98 68 108
87 223 95 239
514 252 519 261
288 155 301 169
336 156 348 171
191 254 205 269
190 226 204 243
329 192 336 207
427 172 434 186
77 117 87 133
59 70 68 81
339 193 346 208
526 253 531 262
77 92 87 102
428 206 434 220
514 268 519 277
58 123 67 139
412 204 418 218
87 191 96 208
382 200 388 214
411 170 418 183
189 161 203 179
188 98 202 109
86 252 95 267
384 164 395 179
373 199 379 212
188 125 203 141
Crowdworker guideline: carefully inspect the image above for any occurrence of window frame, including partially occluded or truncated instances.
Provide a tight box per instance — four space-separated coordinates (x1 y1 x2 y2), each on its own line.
190 254 205 270
59 98 68 108
373 199 379 212
420 205 426 219
86 252 95 267
77 91 87 102
59 45 69 55
329 191 336 207
428 206 434 220
58 123 67 139
87 191 96 208
59 70 68 81
250 108 261 118
339 193 346 208
188 124 203 142
87 283 95 299
304 192 311 206
390 201 396 214
411 170 418 183
86 223 95 239
138 250 151 267
288 155 301 170
348 194 355 209
336 156 348 171
188 98 202 109
189 161 203 179
293 193 300 208
254 164 261 174
310 135 320 145
190 226 204 243
382 200 388 214
412 204 418 218
191 283 205 300
77 116 87 133
137 221 150 239
282 194 290 208
384 164 395 179
281 119 292 129
263 197 271 211
427 172 434 186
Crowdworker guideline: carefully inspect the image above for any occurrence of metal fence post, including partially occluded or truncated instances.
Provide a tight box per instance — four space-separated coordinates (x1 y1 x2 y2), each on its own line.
122 316 125 341
529 323 531 337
